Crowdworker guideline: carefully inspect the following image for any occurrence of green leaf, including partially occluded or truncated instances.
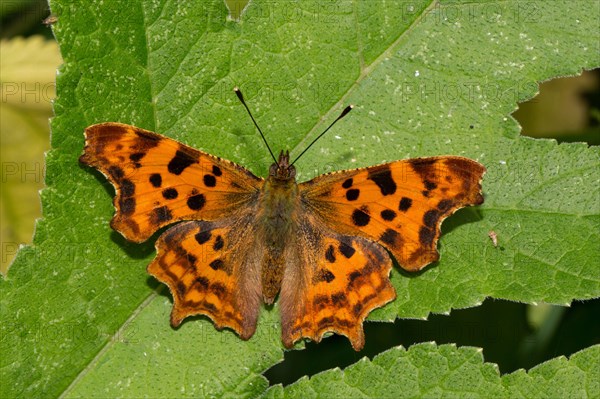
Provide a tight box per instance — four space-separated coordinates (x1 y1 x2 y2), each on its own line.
265 343 600 398
64 298 283 398
1 0 598 397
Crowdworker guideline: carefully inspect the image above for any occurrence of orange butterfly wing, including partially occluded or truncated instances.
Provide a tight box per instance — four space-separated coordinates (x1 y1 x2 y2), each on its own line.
80 123 263 242
146 219 263 338
279 223 395 350
80 123 265 337
277 157 485 349
300 156 486 271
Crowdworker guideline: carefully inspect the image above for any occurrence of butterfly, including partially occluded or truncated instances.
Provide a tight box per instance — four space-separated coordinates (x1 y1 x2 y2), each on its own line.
80 89 485 351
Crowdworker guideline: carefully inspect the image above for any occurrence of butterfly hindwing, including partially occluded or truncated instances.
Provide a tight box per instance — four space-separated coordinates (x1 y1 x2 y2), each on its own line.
80 123 263 242
147 217 264 339
279 217 396 350
299 156 485 271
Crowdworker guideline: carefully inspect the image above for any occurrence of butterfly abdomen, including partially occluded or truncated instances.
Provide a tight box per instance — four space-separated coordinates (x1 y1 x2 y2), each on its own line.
259 175 299 303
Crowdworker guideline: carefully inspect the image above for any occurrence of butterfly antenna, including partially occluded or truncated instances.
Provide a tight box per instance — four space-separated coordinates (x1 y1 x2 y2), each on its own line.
290 105 353 167
234 87 278 165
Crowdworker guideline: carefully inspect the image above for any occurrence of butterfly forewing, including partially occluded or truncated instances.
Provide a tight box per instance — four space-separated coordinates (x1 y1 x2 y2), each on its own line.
80 123 263 242
299 156 485 271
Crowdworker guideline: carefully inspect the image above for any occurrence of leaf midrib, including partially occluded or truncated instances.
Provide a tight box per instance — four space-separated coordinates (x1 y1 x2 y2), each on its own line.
58 290 161 398
291 0 439 157
59 0 160 395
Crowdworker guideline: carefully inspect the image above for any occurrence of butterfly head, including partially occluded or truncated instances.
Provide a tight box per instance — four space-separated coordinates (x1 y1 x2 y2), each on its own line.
269 150 296 180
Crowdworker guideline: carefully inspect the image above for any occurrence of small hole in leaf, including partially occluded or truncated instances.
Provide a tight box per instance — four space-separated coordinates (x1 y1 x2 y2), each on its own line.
513 68 600 145
224 0 250 21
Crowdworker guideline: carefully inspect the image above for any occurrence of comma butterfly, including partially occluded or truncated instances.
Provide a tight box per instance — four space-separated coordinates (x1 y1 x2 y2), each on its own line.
80 89 485 350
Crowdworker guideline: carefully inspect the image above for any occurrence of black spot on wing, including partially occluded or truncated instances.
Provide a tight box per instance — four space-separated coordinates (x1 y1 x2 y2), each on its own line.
213 235 224 251
380 228 399 247
186 253 197 265
108 166 124 180
187 192 206 210
151 206 172 224
419 227 435 245
209 259 224 271
437 199 453 212
149 173 162 188
348 270 361 285
339 242 356 258
342 178 353 189
423 210 441 228
195 276 209 289
202 302 218 313
399 197 412 212
380 209 397 221
424 180 437 190
176 282 186 297
315 269 335 283
136 131 161 147
212 165 222 176
351 209 370 226
346 189 360 201
129 152 145 167
162 188 178 199
129 152 145 162
195 230 211 245
313 295 329 308
119 197 135 215
317 316 335 329
325 245 336 263
331 292 348 306
121 179 135 197
168 150 196 175
368 166 396 195
122 219 140 237
410 158 437 179
211 282 226 298
203 174 216 187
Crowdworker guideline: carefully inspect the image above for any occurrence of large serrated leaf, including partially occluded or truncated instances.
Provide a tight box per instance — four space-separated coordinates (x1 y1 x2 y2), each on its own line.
1 0 598 397
265 343 600 398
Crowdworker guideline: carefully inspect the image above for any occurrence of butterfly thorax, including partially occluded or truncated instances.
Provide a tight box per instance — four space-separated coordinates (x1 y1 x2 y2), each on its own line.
259 151 298 303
